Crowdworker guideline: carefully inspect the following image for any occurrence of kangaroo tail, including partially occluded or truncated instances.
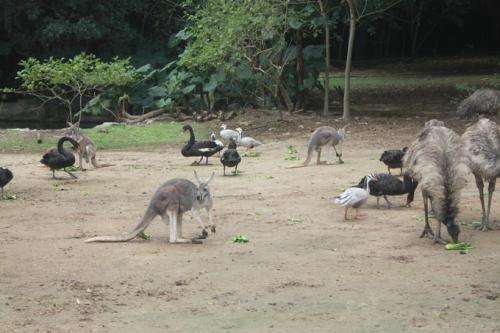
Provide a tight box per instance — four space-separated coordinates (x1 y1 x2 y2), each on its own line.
85 206 156 243
91 157 114 168
301 140 315 166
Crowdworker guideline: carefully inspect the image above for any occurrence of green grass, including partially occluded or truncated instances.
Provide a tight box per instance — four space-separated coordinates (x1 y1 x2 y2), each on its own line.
320 73 499 91
0 122 211 153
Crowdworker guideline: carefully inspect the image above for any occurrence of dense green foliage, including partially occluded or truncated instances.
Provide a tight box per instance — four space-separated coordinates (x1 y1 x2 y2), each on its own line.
0 0 498 121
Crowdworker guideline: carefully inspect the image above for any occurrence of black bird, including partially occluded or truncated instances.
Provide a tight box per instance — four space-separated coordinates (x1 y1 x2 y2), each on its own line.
355 173 418 208
0 167 13 198
379 147 408 175
220 138 241 176
181 124 224 165
40 136 80 179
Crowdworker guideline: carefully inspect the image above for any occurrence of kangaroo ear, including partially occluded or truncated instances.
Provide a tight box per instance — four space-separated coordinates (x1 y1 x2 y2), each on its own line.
67 121 73 127
194 170 201 184
206 172 215 184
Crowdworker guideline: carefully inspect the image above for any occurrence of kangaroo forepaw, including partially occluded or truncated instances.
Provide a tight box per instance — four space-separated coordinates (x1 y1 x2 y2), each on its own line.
210 225 216 233
191 238 203 244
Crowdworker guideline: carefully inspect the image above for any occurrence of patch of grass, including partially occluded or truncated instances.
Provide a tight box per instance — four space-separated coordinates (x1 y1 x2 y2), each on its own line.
0 122 211 153
320 73 499 91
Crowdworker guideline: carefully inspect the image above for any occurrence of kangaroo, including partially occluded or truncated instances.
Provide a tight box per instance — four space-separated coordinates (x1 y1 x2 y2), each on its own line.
287 125 348 168
66 122 114 171
85 171 216 243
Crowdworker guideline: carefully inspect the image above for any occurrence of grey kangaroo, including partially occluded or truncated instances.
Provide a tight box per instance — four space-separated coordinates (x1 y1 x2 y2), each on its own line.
66 122 113 170
85 171 216 243
288 125 348 168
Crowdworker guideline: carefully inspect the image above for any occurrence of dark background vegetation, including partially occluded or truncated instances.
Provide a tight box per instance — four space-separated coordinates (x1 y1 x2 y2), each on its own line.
1 0 499 86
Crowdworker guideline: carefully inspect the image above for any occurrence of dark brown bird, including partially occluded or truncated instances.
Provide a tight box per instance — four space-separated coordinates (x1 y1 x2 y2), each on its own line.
40 137 80 179
0 167 13 198
379 147 408 175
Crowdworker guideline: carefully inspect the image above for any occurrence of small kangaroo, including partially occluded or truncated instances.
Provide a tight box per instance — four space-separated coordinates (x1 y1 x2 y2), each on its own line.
66 122 114 171
288 125 348 168
85 171 216 243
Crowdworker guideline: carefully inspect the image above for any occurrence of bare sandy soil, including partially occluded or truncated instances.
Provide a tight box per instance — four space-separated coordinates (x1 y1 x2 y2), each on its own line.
1 117 500 332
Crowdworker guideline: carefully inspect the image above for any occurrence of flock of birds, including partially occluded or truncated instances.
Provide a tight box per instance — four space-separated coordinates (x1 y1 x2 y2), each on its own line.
0 123 262 196
180 123 262 174
1 110 499 246
334 117 500 244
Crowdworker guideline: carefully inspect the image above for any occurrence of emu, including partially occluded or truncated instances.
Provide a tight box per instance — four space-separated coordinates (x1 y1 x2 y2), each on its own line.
457 89 500 118
462 118 500 231
404 121 468 244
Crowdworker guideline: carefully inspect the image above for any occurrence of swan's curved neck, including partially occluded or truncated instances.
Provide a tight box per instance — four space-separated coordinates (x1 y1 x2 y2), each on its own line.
187 127 195 144
57 138 72 156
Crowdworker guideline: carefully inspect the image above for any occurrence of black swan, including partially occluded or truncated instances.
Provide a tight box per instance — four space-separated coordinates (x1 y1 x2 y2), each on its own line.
220 138 241 176
40 136 80 179
379 147 408 175
182 124 223 164
0 167 13 198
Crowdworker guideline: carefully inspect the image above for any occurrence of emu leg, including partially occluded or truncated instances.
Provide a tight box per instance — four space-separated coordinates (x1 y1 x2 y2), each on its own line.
473 174 487 230
483 178 496 231
52 169 56 179
376 197 380 209
400 168 403 176
433 220 447 245
383 195 392 208
1 186 4 199
223 165 226 176
420 194 434 239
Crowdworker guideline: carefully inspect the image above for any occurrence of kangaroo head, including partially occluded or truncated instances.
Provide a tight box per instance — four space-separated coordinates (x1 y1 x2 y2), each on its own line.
194 171 215 202
66 121 81 139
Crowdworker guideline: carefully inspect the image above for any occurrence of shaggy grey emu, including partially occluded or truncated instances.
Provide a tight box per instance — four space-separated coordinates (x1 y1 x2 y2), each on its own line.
462 118 500 231
404 122 468 244
457 89 500 118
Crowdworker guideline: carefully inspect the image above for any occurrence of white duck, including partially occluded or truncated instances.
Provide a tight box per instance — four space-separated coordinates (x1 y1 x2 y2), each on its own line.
236 128 262 150
334 175 373 220
210 131 224 156
220 124 239 143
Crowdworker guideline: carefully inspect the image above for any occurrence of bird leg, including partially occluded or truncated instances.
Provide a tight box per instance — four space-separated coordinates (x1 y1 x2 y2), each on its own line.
343 207 349 220
354 209 364 219
383 195 392 208
1 187 4 199
376 197 381 209
483 178 496 231
433 219 447 245
387 167 391 175
473 174 487 230
400 168 403 176
420 194 434 239
52 169 56 179
65 170 78 179
205 156 209 165
223 165 226 176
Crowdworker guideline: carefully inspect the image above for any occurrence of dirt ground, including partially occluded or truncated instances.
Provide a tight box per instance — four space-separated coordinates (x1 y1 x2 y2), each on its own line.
1 116 500 333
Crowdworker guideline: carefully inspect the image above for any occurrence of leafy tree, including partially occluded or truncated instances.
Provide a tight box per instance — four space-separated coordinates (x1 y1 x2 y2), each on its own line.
8 53 139 122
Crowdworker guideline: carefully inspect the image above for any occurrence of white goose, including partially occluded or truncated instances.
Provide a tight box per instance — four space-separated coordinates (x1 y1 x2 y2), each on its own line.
236 128 262 150
220 124 239 143
335 175 373 220
210 131 224 156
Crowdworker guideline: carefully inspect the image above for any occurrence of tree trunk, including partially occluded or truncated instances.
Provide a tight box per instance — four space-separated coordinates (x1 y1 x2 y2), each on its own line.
295 30 305 110
318 0 330 117
343 0 357 121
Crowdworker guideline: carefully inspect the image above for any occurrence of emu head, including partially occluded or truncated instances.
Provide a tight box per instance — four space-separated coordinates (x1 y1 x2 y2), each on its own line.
194 171 215 202
444 217 460 243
